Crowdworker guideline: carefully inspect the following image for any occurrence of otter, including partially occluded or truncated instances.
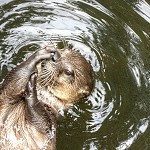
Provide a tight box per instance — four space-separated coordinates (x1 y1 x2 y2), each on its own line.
0 44 94 150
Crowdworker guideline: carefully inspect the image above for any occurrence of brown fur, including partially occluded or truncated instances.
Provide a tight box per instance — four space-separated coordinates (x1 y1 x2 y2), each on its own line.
0 45 94 149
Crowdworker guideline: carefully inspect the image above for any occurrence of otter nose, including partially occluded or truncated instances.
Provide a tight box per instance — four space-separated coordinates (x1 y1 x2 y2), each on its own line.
51 51 60 62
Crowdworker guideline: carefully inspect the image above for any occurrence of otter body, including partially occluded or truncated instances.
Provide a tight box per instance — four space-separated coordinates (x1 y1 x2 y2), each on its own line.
0 45 93 149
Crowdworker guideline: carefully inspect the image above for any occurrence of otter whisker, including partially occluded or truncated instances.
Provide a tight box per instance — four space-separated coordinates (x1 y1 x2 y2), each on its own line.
45 70 56 87
38 75 51 85
38 67 53 77
39 66 57 88
38 76 50 87
58 35 69 49
38 72 50 79
47 71 57 89
43 74 54 87
38 70 52 79
39 73 53 87
49 78 55 90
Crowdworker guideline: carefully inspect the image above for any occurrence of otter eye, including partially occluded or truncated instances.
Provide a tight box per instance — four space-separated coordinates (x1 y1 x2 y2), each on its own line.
64 69 74 76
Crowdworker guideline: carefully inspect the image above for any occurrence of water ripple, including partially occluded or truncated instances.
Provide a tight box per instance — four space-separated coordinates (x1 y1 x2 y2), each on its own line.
0 0 150 149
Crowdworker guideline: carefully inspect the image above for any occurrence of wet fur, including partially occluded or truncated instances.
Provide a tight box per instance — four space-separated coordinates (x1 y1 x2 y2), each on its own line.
0 47 56 150
0 45 93 150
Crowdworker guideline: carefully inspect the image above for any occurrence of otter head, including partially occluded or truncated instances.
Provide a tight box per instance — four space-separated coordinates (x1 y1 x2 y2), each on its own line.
36 46 94 109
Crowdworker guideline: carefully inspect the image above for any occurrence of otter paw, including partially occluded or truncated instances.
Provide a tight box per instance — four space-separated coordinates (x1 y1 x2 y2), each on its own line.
35 46 57 62
25 72 37 97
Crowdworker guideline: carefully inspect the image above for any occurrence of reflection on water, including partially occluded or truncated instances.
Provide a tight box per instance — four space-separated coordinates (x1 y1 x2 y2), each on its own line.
83 138 100 150
85 80 114 133
0 0 150 149
117 118 149 149
133 0 150 22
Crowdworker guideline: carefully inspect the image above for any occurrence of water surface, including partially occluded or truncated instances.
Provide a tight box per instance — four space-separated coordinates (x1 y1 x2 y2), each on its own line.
0 0 150 149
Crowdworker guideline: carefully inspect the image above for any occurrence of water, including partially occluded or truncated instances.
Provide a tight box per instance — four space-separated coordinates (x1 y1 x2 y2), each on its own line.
0 0 150 149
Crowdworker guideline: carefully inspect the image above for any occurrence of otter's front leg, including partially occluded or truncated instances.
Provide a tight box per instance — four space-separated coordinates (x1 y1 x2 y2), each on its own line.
1 47 56 104
25 73 55 134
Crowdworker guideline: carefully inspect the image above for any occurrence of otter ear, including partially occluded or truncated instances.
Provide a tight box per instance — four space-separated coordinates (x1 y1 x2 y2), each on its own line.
78 86 90 98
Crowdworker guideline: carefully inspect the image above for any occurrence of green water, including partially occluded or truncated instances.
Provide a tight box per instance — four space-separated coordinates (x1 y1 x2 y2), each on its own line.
0 0 150 149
